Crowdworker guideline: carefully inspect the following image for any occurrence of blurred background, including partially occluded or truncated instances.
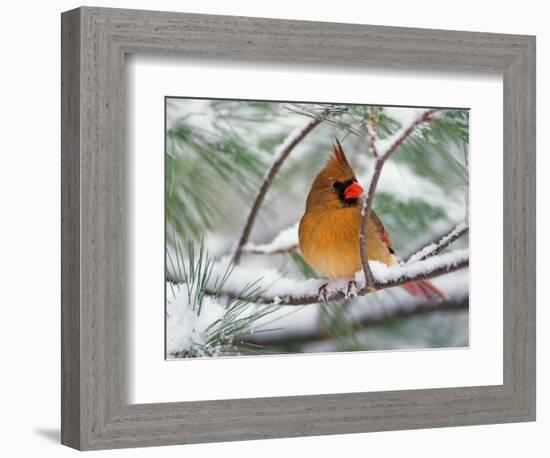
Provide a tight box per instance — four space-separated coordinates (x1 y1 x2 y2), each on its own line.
165 98 469 358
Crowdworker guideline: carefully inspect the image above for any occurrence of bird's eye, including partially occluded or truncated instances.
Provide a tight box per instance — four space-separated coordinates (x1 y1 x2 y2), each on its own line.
332 181 342 190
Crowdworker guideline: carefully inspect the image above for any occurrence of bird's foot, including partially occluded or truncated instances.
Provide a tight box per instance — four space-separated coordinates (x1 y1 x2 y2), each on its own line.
346 280 358 298
318 283 329 303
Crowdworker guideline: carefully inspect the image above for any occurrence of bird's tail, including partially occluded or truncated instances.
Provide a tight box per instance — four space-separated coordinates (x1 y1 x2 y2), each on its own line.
402 279 447 302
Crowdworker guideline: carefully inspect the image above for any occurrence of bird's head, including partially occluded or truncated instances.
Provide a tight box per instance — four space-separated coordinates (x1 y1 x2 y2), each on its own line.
305 140 364 212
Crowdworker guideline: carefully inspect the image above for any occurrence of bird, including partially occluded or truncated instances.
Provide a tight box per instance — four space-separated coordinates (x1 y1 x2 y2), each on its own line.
298 139 446 301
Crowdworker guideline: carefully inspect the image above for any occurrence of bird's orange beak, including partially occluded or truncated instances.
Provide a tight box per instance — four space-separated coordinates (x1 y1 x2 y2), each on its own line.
344 181 364 200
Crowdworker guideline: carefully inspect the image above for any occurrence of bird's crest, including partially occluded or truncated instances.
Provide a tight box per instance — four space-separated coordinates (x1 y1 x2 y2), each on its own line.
324 138 355 179
304 139 359 211
331 139 351 168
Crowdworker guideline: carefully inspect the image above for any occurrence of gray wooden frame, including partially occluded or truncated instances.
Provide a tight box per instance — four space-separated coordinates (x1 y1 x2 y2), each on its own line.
61 6 536 451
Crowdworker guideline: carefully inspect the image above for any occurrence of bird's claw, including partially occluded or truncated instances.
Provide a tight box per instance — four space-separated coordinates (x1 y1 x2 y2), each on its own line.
318 283 329 303
346 280 358 298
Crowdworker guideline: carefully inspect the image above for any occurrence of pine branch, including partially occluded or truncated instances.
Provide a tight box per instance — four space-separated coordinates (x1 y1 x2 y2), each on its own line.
240 297 468 347
166 240 278 358
233 112 327 264
367 113 378 158
359 109 438 291
406 220 469 263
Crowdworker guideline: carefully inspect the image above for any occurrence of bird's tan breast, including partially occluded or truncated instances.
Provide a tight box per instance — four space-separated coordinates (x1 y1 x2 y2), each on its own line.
299 208 394 280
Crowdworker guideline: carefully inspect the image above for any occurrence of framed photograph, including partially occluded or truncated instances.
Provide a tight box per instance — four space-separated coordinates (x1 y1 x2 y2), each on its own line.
61 6 535 450
163 98 469 360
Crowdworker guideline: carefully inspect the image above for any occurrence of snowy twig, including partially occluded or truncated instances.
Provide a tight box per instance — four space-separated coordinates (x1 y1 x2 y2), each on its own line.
233 112 328 264
206 249 468 306
406 220 469 263
242 244 298 255
359 109 438 291
241 297 468 347
241 222 299 255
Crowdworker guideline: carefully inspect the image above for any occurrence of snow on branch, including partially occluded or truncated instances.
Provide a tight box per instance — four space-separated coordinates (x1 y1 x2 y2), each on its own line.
198 248 468 307
233 112 328 264
359 108 438 291
406 220 469 263
241 222 299 255
241 268 469 347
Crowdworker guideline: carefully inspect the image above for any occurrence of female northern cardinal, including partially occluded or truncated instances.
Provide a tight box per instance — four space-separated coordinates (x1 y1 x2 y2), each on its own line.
298 140 446 301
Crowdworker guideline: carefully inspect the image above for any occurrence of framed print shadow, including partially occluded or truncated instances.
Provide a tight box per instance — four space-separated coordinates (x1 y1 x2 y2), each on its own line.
61 6 536 451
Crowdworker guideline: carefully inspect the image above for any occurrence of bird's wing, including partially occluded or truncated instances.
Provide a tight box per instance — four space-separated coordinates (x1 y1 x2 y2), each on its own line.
370 210 394 252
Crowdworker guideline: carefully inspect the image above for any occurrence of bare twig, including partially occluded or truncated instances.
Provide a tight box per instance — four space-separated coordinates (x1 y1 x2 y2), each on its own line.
359 109 438 291
406 221 469 263
240 297 468 347
233 112 327 264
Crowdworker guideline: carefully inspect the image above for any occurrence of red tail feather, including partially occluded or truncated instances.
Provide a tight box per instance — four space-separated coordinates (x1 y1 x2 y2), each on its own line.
402 280 447 302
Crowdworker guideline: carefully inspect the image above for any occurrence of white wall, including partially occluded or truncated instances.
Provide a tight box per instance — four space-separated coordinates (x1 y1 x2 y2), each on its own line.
0 1 546 456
